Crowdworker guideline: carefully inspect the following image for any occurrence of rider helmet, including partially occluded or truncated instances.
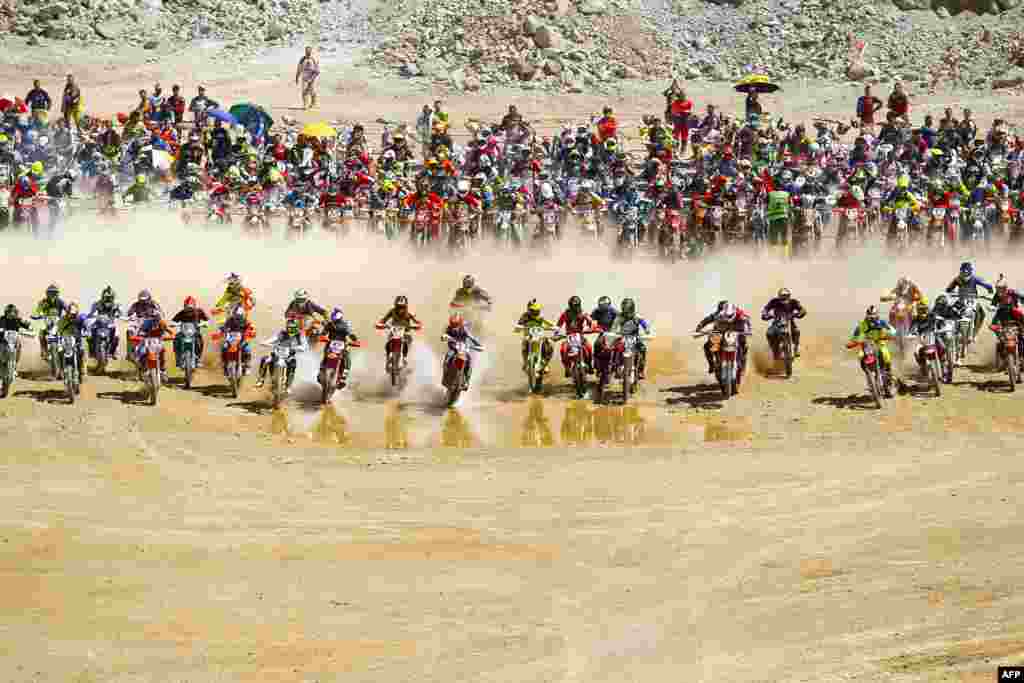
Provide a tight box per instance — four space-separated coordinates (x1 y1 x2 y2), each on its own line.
915 301 929 317
456 179 470 194
462 275 475 289
137 289 151 302
65 302 79 317
960 261 973 277
183 296 196 309
865 305 880 322
293 289 309 303
568 295 582 313
778 288 791 300
540 182 554 200
716 303 737 323
330 307 344 323
897 174 910 189
286 319 300 336
4 304 18 317
135 174 147 185
621 298 636 317
46 284 60 299
30 161 44 176
852 186 865 201
597 296 611 311
395 295 408 310
527 299 542 316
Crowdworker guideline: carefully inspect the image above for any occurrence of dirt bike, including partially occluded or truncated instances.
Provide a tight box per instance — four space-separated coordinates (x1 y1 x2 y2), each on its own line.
495 206 525 246
926 206 949 251
696 330 747 400
658 209 686 262
601 323 651 404
0 331 32 398
130 335 168 406
174 321 206 390
0 186 10 229
949 294 980 364
287 194 316 238
265 340 298 409
556 330 597 400
847 338 891 409
439 337 476 407
31 314 62 380
243 190 269 235
516 326 555 394
991 323 1022 392
212 329 248 399
286 313 325 349
768 312 797 379
61 334 82 404
318 336 361 405
835 207 866 251
375 323 420 388
935 317 957 384
907 330 942 397
575 205 602 242
881 295 912 356
885 207 912 255
87 314 117 376
534 205 560 251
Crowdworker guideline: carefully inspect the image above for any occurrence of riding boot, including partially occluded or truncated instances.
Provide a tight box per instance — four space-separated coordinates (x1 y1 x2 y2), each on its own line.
792 328 801 357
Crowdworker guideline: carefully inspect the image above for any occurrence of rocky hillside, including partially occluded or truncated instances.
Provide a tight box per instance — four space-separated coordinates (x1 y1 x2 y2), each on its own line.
4 0 318 57
367 0 1024 93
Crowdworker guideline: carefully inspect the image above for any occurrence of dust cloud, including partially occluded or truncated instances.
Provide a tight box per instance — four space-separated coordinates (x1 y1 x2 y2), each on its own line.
4 211 1020 403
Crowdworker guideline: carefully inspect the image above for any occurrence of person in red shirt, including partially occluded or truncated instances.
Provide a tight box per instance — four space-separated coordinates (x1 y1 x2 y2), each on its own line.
887 81 909 124
837 185 864 210
402 180 444 241
856 84 882 131
557 295 595 375
670 90 694 152
597 106 618 144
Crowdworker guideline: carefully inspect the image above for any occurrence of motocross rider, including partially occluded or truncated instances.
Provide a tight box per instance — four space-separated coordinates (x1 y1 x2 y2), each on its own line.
590 295 618 363
451 275 492 308
444 312 483 390
696 301 751 377
122 174 153 205
56 303 88 379
0 305 33 369
908 301 942 374
255 318 306 390
516 299 556 374
377 295 422 366
171 296 209 366
218 305 256 378
761 288 807 358
849 305 896 395
87 286 123 359
556 295 595 376
318 307 359 388
214 273 254 317
944 261 993 339
608 298 651 380
31 284 66 359
284 288 327 331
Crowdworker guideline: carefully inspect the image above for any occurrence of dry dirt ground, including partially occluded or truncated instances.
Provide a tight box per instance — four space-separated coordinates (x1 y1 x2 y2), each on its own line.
2 45 1024 682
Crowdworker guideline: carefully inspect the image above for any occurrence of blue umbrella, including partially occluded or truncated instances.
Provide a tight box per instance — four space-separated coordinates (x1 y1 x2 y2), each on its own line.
207 108 238 125
229 102 274 131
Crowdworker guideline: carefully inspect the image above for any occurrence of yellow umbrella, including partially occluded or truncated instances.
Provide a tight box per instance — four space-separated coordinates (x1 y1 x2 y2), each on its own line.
734 73 780 94
301 121 337 138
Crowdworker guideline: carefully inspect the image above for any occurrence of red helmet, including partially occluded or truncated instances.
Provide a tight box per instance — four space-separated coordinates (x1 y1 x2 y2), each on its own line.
449 313 464 328
184 296 197 308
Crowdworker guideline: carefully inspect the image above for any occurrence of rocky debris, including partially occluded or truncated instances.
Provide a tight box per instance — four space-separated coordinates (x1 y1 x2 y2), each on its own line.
7 0 319 60
367 0 675 93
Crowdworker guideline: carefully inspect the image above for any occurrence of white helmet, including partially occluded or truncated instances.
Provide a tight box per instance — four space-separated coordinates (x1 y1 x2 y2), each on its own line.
457 179 470 193
540 182 554 200
852 186 864 201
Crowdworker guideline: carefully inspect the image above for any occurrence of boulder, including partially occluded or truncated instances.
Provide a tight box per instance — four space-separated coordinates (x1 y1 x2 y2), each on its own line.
578 0 607 14
543 59 563 75
511 57 538 80
464 74 481 91
533 25 561 49
522 14 542 35
94 18 129 38
265 21 285 39
891 0 929 9
992 67 1024 88
143 38 160 48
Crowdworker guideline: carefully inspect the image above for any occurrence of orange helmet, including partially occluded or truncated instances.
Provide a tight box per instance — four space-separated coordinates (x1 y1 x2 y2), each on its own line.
449 313 464 328
184 296 197 308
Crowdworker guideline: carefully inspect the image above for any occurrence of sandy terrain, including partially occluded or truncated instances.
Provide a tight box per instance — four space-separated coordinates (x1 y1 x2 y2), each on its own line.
2 43 1024 681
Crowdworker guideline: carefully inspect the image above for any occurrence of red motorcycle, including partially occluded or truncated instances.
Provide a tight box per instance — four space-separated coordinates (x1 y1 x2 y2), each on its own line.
658 208 687 262
317 335 361 404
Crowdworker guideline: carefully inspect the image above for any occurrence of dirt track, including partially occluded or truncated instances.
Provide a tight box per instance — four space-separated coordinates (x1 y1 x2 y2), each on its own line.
3 45 1024 679
2 213 1024 681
